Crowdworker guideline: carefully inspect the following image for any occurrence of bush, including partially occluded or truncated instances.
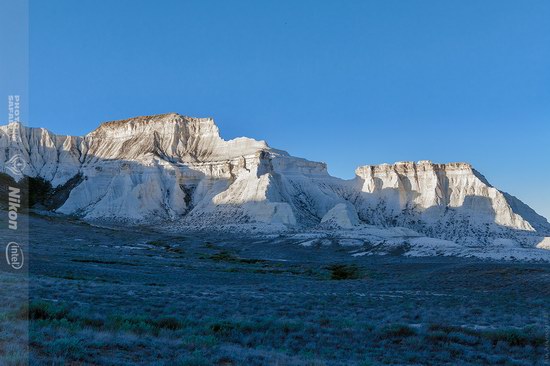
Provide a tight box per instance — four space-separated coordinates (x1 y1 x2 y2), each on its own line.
427 324 544 347
47 337 84 359
209 251 239 262
482 328 545 347
378 324 417 339
210 321 238 336
327 264 361 280
156 316 184 331
80 315 105 328
107 314 154 334
28 301 69 321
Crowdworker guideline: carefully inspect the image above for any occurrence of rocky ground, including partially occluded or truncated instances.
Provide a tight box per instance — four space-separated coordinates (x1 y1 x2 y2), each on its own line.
0 214 549 365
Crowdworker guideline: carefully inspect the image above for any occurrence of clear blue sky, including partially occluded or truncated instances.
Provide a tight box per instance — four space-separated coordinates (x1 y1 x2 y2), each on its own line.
6 1 550 218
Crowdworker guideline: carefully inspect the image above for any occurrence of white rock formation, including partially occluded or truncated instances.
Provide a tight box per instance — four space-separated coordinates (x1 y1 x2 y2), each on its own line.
354 161 519 225
536 237 550 250
351 161 550 243
321 203 360 229
1 113 549 249
0 122 82 187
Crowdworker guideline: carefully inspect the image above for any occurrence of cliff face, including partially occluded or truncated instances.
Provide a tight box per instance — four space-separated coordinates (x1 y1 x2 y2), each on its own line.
352 161 548 243
354 161 535 228
84 113 273 163
0 114 331 225
1 113 548 244
0 122 83 187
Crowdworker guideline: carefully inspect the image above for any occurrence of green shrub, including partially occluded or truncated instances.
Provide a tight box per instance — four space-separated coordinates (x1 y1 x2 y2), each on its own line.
147 240 166 246
327 264 361 280
28 301 69 321
209 250 239 262
378 324 417 339
80 316 105 328
210 321 237 335
107 314 154 334
427 324 544 347
48 337 84 359
156 316 184 330
483 328 545 347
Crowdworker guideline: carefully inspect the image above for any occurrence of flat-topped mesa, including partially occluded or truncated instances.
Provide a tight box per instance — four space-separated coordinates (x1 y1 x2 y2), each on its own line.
353 160 535 233
84 113 272 163
355 160 473 177
354 160 479 206
89 113 220 139
96 112 186 128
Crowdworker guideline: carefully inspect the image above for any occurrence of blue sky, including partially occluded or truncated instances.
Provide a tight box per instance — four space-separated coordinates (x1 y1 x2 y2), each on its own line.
5 1 550 218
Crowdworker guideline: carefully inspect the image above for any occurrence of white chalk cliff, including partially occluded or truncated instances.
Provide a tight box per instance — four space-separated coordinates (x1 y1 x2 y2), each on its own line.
1 113 549 249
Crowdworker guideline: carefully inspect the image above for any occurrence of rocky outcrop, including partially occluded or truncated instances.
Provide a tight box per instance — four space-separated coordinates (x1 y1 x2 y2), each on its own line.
321 203 360 229
352 161 548 243
1 113 548 245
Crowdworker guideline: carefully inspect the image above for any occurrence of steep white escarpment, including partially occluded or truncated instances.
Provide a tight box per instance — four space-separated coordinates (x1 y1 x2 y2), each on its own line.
0 114 336 225
84 113 273 163
0 122 83 187
1 113 548 251
501 192 550 233
352 161 540 243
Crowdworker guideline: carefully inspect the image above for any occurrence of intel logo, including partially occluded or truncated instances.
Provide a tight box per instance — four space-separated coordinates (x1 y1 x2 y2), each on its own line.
5 242 24 270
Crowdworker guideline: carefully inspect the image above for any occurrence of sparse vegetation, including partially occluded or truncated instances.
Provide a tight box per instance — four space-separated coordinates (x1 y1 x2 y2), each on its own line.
1 215 547 365
209 250 240 262
71 258 138 266
209 250 267 264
